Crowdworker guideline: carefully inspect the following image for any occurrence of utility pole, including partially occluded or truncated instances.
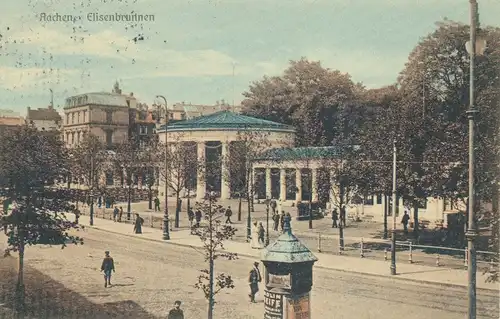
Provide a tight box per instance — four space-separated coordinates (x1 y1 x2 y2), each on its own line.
89 157 94 226
232 63 236 109
390 139 397 275
156 95 170 240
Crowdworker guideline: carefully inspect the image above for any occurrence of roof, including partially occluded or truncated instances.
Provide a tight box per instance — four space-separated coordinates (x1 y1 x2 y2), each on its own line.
158 110 295 133
27 107 62 121
64 92 132 109
254 146 343 161
157 110 295 133
262 220 318 263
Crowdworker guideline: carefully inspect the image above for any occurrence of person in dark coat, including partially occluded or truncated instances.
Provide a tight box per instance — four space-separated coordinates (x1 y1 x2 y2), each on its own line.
167 300 184 319
331 208 338 228
154 197 160 212
113 206 119 222
225 206 233 224
279 211 285 232
248 262 262 303
401 211 410 234
118 206 123 222
100 251 115 288
133 213 144 234
195 209 202 228
270 199 277 214
258 222 265 244
272 213 280 231
74 207 81 225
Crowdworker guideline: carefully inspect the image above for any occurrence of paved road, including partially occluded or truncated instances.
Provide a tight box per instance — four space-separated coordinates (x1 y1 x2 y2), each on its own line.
10 229 500 319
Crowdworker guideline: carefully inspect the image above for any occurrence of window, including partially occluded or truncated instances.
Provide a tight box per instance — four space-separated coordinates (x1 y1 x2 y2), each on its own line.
71 113 75 124
106 110 113 123
77 131 81 143
66 114 70 125
376 195 382 205
77 112 80 123
181 113 186 120
169 113 174 119
152 127 156 134
71 132 75 144
105 172 114 186
139 125 147 135
139 140 146 149
364 196 374 205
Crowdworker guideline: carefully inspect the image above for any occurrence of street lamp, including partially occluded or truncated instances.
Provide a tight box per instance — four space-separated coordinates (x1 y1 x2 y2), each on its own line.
89 155 94 226
265 197 270 246
465 1 486 318
156 95 170 241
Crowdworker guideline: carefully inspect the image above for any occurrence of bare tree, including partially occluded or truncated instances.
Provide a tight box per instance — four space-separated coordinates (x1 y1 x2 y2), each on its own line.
158 134 198 228
193 191 237 319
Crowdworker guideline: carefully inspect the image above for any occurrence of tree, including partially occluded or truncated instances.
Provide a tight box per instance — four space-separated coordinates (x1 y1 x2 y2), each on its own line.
72 133 108 224
193 191 237 319
222 130 271 224
113 139 146 221
241 58 361 147
0 127 84 309
160 134 198 228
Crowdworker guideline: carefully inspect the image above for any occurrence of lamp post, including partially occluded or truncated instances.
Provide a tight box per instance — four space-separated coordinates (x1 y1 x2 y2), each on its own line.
265 198 270 246
390 139 397 275
156 95 170 240
89 155 94 226
465 1 486 318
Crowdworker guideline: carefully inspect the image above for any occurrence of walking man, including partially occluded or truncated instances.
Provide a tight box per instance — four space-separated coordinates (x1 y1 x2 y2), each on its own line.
100 251 115 288
118 206 123 222
112 206 119 222
248 262 262 303
279 211 285 232
270 198 277 215
272 212 280 231
195 209 202 228
225 206 233 224
154 196 160 212
401 211 410 235
331 208 338 228
167 300 184 319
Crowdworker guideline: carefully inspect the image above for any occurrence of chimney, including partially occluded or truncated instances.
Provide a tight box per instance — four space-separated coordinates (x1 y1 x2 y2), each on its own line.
48 104 53 110
130 92 134 97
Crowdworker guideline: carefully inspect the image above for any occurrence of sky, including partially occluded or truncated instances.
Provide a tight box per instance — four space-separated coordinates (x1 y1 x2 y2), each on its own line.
0 0 499 114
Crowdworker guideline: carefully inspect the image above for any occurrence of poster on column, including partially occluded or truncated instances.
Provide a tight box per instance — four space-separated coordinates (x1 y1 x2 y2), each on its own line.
285 293 310 319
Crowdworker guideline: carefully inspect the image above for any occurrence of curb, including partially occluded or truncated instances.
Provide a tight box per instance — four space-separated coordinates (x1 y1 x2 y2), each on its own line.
87 225 500 294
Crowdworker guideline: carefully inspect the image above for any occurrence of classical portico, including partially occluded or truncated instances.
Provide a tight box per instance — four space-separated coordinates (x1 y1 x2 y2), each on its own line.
156 110 295 201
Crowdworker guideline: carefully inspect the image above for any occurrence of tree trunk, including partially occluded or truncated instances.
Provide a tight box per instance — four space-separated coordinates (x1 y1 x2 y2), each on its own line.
238 195 242 221
16 234 25 311
175 193 180 228
383 194 388 239
308 195 313 229
338 182 345 251
148 186 153 210
413 200 419 243
127 186 132 220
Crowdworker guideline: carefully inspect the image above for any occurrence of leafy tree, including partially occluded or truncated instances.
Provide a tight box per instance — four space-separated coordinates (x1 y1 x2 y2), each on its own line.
193 191 237 319
0 127 84 309
72 133 108 224
241 58 361 146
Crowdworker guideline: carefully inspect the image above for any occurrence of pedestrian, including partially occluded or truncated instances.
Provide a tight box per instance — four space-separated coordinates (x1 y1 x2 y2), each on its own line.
331 208 338 228
154 197 160 212
225 206 233 224
401 211 410 234
279 211 285 232
113 206 119 222
248 262 262 303
97 196 102 209
195 209 202 228
187 207 194 228
118 206 123 222
272 213 280 231
74 207 81 225
270 198 277 215
100 251 115 288
167 300 184 319
258 222 265 244
133 213 144 234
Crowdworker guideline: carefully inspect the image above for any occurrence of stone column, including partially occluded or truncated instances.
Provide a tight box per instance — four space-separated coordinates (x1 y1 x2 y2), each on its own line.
311 168 318 202
295 169 302 203
279 168 286 202
196 142 206 201
220 142 230 199
265 168 272 199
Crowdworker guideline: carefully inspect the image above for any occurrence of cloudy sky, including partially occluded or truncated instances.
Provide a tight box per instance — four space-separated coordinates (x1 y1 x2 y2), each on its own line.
0 0 499 114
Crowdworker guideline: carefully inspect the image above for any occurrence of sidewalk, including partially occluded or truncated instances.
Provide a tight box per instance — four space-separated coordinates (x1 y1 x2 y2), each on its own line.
72 214 500 293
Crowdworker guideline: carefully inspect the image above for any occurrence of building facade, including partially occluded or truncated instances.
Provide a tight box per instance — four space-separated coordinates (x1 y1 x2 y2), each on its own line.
26 105 61 131
62 82 132 148
0 109 24 134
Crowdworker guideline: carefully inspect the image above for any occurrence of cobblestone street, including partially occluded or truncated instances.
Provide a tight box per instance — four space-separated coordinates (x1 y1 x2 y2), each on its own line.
1 228 498 319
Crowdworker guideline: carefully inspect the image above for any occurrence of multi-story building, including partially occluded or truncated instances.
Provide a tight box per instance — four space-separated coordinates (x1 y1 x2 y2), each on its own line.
25 104 61 131
152 99 241 123
62 82 133 148
0 109 24 134
129 102 157 149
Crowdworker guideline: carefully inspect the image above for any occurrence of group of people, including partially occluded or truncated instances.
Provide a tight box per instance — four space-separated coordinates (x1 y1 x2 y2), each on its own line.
100 251 184 318
330 207 346 228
